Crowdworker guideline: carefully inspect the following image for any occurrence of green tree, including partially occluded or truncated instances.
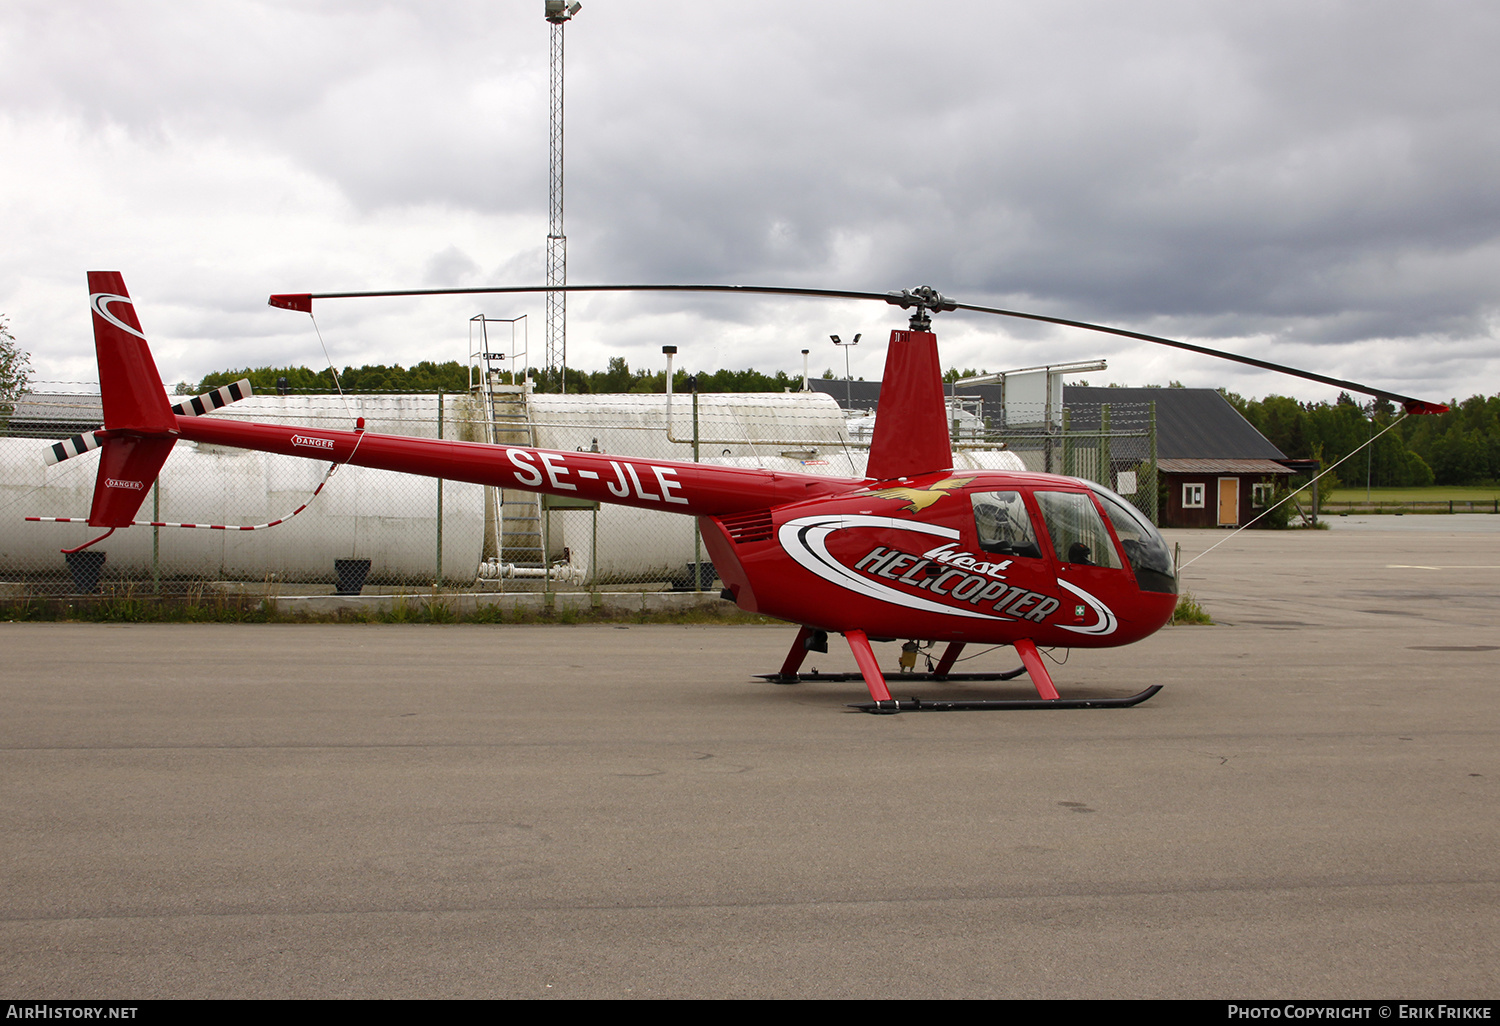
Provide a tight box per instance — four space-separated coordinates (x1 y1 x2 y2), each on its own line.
197 361 469 395
602 357 633 393
1 316 33 425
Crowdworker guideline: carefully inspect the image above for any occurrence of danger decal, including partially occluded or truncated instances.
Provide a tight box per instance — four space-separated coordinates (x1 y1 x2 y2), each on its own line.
291 435 335 450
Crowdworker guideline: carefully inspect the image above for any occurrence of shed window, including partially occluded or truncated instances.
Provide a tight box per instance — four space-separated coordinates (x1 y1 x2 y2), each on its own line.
1182 483 1205 509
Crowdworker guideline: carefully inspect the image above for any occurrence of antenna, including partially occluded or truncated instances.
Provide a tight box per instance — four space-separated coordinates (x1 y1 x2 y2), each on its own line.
544 2 581 393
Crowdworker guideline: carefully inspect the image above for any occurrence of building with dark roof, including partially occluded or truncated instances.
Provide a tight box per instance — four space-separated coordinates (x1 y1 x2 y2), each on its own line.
1062 387 1295 527
3 393 104 439
806 377 883 412
809 377 1298 527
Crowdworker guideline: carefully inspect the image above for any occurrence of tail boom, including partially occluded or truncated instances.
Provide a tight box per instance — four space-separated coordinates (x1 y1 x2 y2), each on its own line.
175 414 858 518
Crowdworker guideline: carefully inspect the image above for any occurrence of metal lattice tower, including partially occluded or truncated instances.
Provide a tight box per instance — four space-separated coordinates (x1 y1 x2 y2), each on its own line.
544 2 580 392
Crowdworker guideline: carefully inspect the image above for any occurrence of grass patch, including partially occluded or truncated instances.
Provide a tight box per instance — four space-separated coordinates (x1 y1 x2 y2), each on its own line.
1326 485 1500 504
1171 592 1213 625
1 594 278 623
0 594 784 627
382 595 460 624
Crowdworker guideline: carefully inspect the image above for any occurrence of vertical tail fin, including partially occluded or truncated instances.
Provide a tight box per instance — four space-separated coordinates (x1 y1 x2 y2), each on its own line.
89 271 174 433
864 328 953 481
85 271 176 527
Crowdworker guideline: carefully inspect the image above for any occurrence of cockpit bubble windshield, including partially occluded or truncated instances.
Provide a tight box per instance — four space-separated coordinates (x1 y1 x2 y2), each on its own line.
1089 483 1178 594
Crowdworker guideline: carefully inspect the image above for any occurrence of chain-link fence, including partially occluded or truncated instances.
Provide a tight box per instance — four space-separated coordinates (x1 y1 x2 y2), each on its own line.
1 385 1156 597
961 399 1161 524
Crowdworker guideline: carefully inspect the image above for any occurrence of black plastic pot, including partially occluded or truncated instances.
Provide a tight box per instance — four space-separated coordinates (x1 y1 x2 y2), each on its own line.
65 550 107 594
334 559 372 595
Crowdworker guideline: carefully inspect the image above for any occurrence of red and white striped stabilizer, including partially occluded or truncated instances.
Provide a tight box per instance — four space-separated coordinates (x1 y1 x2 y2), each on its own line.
44 379 254 466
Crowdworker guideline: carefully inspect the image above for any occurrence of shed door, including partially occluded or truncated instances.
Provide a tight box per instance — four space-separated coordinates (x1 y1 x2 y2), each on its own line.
1217 477 1239 526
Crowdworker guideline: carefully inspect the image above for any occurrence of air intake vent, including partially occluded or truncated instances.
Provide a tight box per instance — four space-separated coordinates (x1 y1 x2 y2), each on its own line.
720 509 773 544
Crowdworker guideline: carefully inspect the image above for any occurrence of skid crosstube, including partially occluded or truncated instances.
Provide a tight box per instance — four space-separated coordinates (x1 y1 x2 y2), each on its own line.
847 685 1163 713
757 669 1028 684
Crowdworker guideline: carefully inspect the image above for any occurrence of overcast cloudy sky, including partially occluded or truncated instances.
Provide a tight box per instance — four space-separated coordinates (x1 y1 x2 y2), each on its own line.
3 0 1498 405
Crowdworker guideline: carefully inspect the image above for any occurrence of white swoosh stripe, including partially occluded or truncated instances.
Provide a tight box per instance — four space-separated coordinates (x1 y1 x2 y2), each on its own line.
1055 579 1118 636
89 293 147 341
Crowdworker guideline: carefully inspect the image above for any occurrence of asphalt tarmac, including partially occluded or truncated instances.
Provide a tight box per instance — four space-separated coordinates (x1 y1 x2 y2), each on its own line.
2 518 1496 999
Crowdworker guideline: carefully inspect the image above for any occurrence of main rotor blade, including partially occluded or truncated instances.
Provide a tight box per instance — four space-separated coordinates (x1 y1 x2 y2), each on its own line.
268 283 893 312
268 283 1448 413
950 301 1446 414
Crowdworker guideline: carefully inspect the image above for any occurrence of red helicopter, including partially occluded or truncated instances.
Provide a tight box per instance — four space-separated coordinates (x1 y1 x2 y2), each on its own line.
47 272 1448 712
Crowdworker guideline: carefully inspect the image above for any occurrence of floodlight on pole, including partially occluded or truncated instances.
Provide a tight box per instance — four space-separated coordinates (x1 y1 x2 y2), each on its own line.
831 333 861 408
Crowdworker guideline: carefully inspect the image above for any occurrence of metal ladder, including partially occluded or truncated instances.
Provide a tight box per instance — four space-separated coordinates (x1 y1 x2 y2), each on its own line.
484 386 545 570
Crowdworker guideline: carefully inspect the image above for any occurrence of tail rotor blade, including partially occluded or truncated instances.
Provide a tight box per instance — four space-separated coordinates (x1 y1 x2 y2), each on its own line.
45 430 104 467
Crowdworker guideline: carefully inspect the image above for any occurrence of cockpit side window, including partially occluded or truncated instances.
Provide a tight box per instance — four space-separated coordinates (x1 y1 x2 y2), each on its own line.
970 490 1043 558
1033 490 1124 570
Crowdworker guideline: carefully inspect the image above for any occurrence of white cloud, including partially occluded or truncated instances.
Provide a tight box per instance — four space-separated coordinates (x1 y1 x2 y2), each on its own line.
1 0 1497 405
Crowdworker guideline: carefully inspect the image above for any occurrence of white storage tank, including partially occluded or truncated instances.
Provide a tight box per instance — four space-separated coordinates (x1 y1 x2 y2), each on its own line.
0 395 485 586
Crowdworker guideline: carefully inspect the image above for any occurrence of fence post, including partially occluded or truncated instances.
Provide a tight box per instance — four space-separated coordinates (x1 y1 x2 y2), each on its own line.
1061 408 1072 477
692 387 702 591
1148 400 1158 525
1099 404 1111 490
152 480 160 595
436 392 444 586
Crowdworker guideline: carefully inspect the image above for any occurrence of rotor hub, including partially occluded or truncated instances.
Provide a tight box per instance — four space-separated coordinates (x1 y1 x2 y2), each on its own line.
885 285 956 331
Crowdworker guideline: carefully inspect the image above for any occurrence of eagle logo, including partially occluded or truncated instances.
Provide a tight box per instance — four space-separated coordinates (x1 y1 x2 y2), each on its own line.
865 475 974 514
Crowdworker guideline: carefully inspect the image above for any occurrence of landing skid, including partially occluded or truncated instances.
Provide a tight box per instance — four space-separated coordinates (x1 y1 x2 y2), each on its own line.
847 685 1163 714
770 629 1162 713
